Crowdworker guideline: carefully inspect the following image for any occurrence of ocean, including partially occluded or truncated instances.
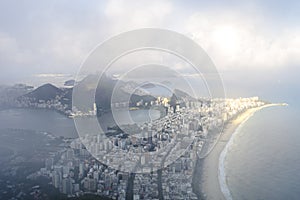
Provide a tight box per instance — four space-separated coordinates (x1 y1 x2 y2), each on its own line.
0 108 160 138
0 108 77 138
223 105 300 199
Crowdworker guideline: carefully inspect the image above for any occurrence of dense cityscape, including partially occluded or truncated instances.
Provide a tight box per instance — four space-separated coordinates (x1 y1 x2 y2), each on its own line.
24 94 265 200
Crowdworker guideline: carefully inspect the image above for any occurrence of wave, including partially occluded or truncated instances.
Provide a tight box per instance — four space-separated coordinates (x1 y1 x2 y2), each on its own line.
218 110 258 200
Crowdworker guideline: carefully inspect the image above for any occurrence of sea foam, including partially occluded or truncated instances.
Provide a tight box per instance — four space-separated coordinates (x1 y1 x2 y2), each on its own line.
218 111 258 200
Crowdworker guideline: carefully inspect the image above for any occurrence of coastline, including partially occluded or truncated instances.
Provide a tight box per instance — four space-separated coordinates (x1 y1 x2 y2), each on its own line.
194 104 282 200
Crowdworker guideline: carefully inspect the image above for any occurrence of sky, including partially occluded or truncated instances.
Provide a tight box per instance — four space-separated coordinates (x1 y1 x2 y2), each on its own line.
0 0 299 102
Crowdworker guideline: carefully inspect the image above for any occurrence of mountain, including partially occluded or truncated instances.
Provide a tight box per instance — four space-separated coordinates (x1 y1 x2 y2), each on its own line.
18 83 72 111
64 79 75 87
15 75 194 116
72 74 157 113
0 84 33 109
141 83 156 89
174 88 194 100
24 83 63 101
95 75 156 111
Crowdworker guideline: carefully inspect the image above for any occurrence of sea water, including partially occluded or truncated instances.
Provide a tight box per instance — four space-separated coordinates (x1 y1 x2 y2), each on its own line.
223 105 300 200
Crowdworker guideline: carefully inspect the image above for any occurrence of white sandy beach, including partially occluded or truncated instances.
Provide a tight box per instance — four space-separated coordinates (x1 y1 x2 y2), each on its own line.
200 104 279 200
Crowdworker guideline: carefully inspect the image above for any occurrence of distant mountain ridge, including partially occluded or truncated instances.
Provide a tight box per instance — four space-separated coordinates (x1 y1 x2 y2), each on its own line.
174 88 195 100
16 75 194 116
24 83 63 101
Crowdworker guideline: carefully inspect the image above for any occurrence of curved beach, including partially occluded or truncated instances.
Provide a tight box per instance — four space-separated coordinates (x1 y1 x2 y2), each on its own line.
197 104 278 200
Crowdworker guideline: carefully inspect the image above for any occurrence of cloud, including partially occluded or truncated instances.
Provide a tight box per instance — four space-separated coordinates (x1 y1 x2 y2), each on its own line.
185 10 300 71
0 0 174 84
0 32 34 65
34 73 72 78
0 1 108 80
104 0 173 33
119 64 179 80
1 0 300 89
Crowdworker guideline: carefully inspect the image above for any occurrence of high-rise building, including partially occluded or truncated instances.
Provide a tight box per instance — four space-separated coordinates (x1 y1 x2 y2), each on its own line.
62 177 73 195
45 157 54 170
52 171 60 189
93 103 97 115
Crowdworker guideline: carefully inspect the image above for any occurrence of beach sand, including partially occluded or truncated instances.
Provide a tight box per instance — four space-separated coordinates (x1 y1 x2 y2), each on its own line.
197 105 277 200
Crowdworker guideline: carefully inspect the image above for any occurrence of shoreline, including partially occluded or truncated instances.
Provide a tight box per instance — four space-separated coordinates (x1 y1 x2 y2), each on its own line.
194 103 283 200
